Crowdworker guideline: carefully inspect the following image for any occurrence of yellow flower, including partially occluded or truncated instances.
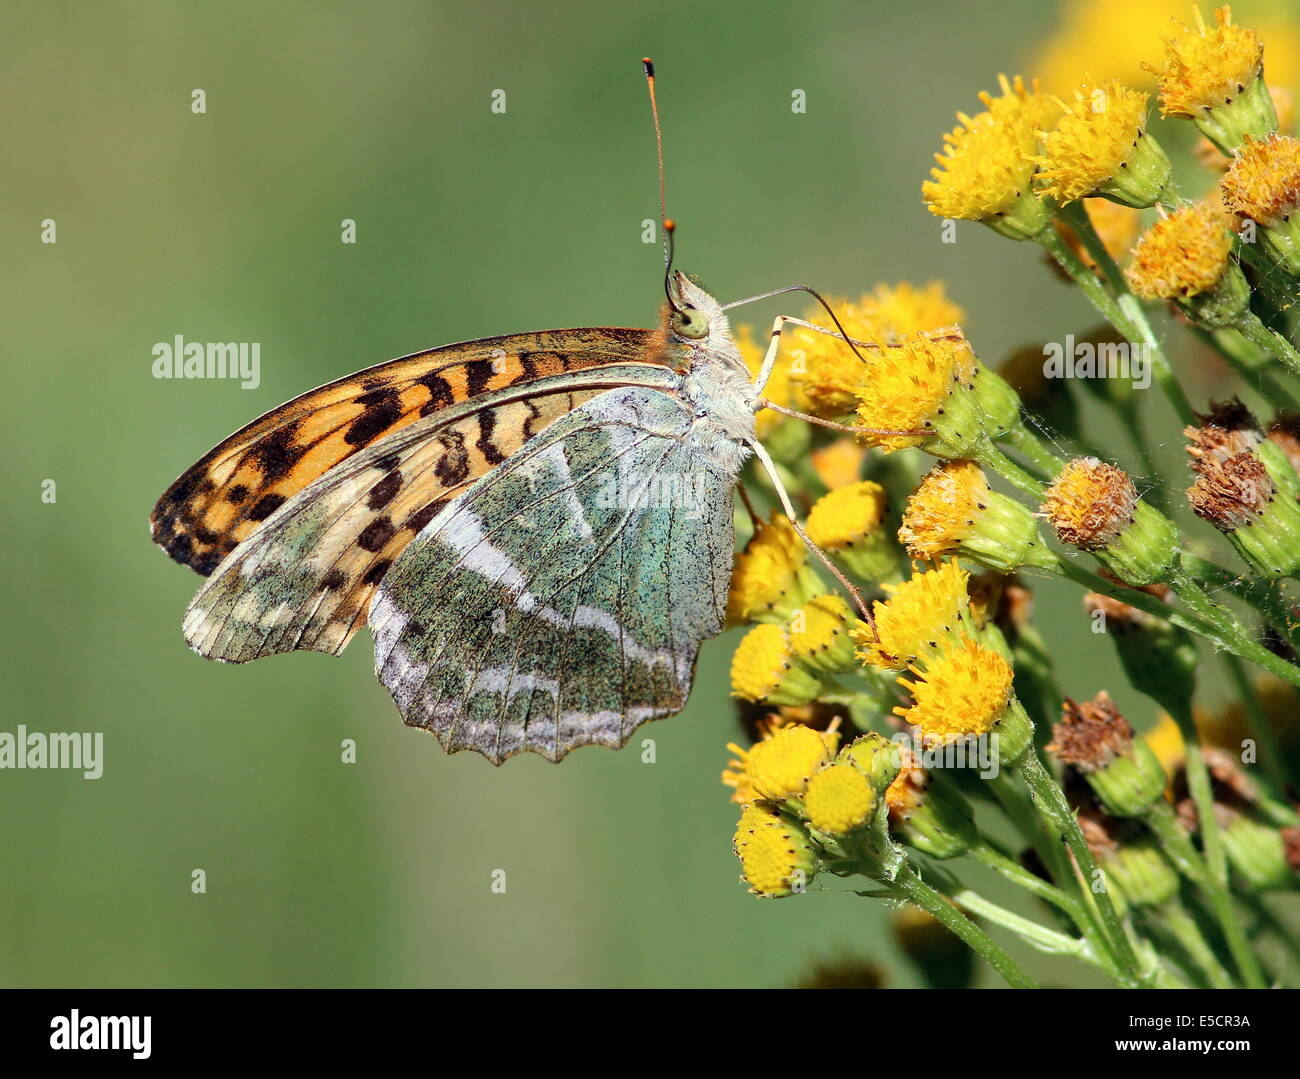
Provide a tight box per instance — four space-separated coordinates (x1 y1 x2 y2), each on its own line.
804 763 876 836
895 638 1014 744
723 712 843 804
810 438 866 490
806 481 887 549
923 75 1056 236
898 460 990 559
1143 713 1186 782
854 331 976 453
1157 5 1264 119
1030 0 1300 97
733 803 816 898
788 594 858 672
737 322 790 439
1034 80 1169 207
1126 198 1235 300
732 722 839 802
727 515 813 624
788 283 964 418
730 623 788 703
852 281 966 336
854 560 971 671
1220 132 1300 227
1041 457 1138 551
730 623 824 706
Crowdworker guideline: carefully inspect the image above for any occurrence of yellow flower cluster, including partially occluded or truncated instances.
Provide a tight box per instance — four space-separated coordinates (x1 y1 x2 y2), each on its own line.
854 332 976 453
1220 132 1300 226
923 75 1057 227
785 283 965 419
1126 197 1234 299
1156 5 1264 119
854 560 972 671
1033 80 1161 205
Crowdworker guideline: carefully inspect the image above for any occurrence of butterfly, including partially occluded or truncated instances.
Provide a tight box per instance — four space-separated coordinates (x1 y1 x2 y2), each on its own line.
151 61 887 764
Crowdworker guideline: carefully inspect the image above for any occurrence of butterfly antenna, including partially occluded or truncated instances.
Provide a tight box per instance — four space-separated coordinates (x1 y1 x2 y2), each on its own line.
643 57 688 318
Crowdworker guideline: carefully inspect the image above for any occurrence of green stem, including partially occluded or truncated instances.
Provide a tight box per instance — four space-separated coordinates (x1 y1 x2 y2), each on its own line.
949 888 1095 963
1181 552 1300 656
893 864 1039 988
1143 798 1267 989
1167 561 1300 692
986 769 1076 888
1160 899 1236 989
1052 558 1220 641
1000 420 1065 478
1243 893 1300 975
969 840 1095 940
1192 325 1300 412
1221 651 1293 796
1015 751 1143 986
1236 311 1300 381
1040 219 1195 425
975 442 1047 500
1168 704 1230 888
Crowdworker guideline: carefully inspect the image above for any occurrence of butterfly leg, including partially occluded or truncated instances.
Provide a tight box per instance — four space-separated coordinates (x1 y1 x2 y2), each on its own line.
744 436 880 641
750 315 792 396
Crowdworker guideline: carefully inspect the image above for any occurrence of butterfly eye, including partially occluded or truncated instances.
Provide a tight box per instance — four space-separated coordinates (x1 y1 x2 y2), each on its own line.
672 306 709 340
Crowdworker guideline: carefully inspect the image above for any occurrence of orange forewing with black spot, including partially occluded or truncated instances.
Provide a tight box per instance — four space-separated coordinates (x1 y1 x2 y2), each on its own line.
151 327 667 575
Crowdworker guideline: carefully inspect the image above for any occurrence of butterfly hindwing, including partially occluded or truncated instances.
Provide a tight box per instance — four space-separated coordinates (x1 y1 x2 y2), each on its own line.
151 327 666 576
182 365 679 663
369 384 737 763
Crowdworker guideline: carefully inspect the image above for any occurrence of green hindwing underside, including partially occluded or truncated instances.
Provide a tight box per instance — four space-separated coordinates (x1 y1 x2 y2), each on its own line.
369 384 738 763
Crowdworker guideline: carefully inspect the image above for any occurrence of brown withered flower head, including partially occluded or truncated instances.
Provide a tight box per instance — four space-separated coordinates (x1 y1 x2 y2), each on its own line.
1187 451 1275 532
1185 399 1264 474
1048 691 1134 774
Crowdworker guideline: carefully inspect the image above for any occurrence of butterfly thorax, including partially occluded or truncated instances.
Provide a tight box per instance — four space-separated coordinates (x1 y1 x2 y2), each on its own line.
664 276 756 477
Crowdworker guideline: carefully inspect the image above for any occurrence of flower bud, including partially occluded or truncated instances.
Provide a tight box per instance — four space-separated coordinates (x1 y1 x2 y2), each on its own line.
1048 692 1169 816
733 803 818 898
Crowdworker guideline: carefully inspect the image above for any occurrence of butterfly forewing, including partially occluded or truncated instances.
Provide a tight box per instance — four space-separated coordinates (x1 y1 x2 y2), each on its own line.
369 384 736 763
151 327 668 576
182 364 681 664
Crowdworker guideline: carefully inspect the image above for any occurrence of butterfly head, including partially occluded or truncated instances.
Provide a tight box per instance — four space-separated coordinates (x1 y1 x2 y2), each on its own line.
668 270 725 343
665 270 751 397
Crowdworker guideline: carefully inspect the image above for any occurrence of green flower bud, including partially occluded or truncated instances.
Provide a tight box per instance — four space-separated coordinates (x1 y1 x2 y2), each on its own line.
885 755 977 860
1220 810 1299 893
1104 835 1181 908
1098 131 1173 209
968 361 1022 442
900 460 1058 573
1083 586 1198 717
839 731 902 793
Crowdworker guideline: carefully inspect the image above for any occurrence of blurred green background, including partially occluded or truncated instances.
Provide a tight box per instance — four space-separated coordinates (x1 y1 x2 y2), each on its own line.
2 0 1296 988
